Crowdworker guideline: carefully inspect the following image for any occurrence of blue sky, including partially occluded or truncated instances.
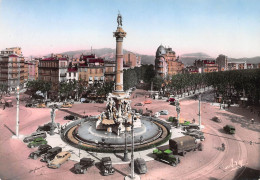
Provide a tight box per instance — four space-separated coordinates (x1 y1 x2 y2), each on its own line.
0 0 259 58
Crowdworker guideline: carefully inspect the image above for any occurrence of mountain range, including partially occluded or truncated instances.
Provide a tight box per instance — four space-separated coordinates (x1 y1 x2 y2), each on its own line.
42 48 260 66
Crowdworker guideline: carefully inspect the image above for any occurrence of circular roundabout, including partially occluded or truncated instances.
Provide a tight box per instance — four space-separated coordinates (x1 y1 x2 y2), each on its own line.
62 116 171 153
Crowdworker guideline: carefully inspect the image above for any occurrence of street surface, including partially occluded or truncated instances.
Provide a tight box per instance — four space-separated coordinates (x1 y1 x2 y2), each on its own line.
0 89 259 180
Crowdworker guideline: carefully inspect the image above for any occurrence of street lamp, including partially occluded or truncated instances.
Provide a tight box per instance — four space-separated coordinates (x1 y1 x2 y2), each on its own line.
123 118 129 162
50 107 57 135
16 86 20 138
78 141 82 158
130 113 135 179
198 93 201 129
175 99 180 127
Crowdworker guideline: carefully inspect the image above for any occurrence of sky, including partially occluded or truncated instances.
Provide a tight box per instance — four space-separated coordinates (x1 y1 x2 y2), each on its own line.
0 0 259 58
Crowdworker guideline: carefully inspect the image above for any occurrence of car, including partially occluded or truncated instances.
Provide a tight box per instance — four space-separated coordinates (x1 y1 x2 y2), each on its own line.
134 103 144 106
29 145 52 160
144 100 152 104
64 115 79 120
181 121 191 126
23 131 47 143
185 132 205 141
48 151 71 169
159 110 168 115
42 147 62 163
25 103 35 108
153 146 180 166
167 98 175 102
82 99 91 103
36 103 46 108
61 102 72 108
212 116 222 123
36 123 56 132
133 158 147 174
100 157 115 176
48 104 59 109
223 125 236 134
27 137 47 148
74 158 95 174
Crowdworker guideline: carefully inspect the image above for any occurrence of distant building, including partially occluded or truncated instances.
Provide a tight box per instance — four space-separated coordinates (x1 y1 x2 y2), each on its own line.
28 59 39 80
155 45 184 78
104 59 116 82
38 54 69 88
78 54 105 85
66 67 78 81
0 47 25 91
194 60 218 73
123 52 141 68
216 54 228 71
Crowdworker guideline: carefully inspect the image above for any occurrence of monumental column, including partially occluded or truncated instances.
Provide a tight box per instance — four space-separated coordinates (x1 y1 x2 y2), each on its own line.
113 12 126 94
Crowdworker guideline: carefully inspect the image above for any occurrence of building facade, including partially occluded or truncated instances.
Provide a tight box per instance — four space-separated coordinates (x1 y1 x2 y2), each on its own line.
216 54 228 71
155 45 184 78
123 52 141 68
0 47 25 91
194 59 218 73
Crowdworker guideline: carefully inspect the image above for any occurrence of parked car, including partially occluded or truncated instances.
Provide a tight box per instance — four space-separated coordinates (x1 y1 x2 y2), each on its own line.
29 145 52 159
223 125 236 134
159 110 168 115
182 124 200 131
153 146 180 166
42 147 62 163
61 102 72 108
100 157 115 176
25 103 36 108
167 98 175 102
74 158 95 174
64 115 79 120
134 103 144 106
212 116 222 123
36 123 56 132
23 131 47 143
27 137 47 148
48 151 71 169
36 103 46 108
133 158 147 174
144 100 152 104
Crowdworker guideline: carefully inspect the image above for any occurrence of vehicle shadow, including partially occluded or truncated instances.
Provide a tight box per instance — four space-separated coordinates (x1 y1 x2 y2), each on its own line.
4 124 15 135
113 152 124 161
59 109 85 118
218 128 226 134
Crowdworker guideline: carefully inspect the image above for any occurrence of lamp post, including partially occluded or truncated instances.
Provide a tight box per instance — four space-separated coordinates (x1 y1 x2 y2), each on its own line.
50 107 57 135
78 142 82 158
198 93 201 129
16 86 20 138
123 118 129 162
175 99 180 127
130 113 135 179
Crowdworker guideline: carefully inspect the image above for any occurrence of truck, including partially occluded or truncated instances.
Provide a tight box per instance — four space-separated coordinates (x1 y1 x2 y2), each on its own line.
169 135 202 156
153 145 180 166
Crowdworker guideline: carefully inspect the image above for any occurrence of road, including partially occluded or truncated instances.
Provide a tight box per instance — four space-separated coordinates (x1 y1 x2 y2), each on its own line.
0 90 259 180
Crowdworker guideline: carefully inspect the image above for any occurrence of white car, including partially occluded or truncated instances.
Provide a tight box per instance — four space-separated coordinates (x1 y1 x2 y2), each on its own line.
159 110 168 115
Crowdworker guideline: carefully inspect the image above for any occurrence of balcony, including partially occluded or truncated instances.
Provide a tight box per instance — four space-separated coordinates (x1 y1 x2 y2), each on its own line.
105 72 116 75
60 73 66 77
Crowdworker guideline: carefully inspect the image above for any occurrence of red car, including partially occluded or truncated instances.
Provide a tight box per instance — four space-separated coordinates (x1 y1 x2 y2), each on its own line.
144 100 152 104
167 98 175 102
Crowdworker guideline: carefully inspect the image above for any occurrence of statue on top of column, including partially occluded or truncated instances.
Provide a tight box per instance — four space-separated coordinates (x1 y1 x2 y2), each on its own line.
117 11 122 27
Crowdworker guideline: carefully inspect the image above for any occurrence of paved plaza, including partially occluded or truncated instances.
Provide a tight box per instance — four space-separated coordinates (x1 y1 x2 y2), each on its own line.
0 89 259 180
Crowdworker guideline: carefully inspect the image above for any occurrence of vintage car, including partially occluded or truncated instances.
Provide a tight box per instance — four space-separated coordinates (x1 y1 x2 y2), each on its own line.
29 145 52 159
186 132 205 141
36 103 46 108
74 158 95 174
159 110 168 115
23 131 47 143
212 116 222 123
48 151 71 169
42 147 62 163
25 103 36 108
167 98 175 102
223 125 236 134
27 137 47 148
100 157 115 176
36 123 57 132
144 100 152 104
64 115 78 120
134 103 144 106
61 102 72 108
133 158 147 174
153 146 180 166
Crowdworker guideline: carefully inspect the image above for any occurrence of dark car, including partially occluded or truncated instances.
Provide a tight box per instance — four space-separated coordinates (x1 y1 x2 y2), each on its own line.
64 115 79 120
42 147 62 163
29 145 52 159
36 123 56 132
223 125 236 134
82 99 91 103
212 116 222 123
134 103 144 106
23 131 47 143
100 157 115 176
74 158 95 174
134 158 147 174
25 103 35 108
